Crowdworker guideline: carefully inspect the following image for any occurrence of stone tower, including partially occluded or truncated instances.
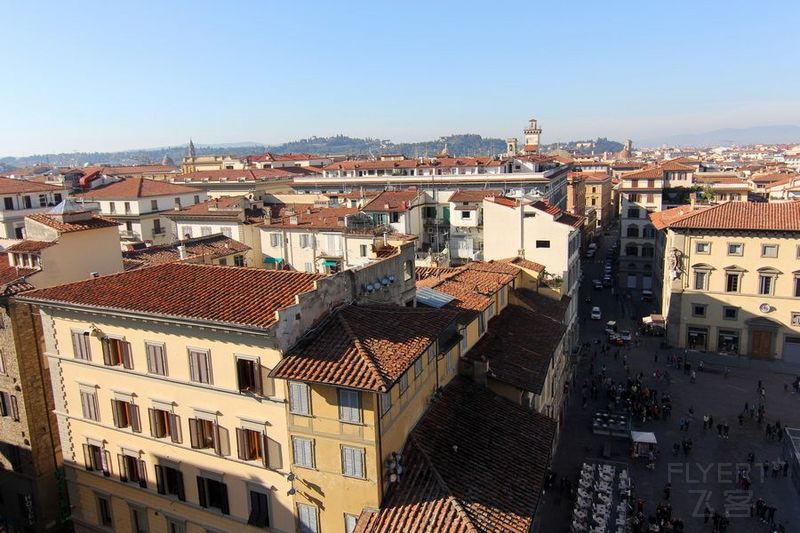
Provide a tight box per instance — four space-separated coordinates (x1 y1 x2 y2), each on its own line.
523 118 542 154
506 137 518 156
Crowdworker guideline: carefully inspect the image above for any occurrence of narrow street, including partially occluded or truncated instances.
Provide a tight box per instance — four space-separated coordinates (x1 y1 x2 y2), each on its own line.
537 228 800 533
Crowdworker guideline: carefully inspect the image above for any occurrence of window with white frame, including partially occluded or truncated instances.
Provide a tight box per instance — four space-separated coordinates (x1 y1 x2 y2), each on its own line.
235 426 268 465
188 416 230 456
71 330 92 360
338 389 361 424
102 337 133 368
188 349 212 384
759 273 776 295
148 405 182 443
200 226 212 236
761 244 778 258
693 270 709 291
727 243 743 256
297 503 319 533
695 242 711 254
269 233 281 247
299 234 310 248
288 382 311 415
292 436 314 468
117 451 147 487
341 446 365 478
111 397 142 432
80 388 100 421
220 227 232 238
145 342 167 375
247 487 271 528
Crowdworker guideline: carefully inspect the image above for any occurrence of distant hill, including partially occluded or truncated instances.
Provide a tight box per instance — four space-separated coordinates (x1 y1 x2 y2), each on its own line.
640 125 800 147
1 133 626 168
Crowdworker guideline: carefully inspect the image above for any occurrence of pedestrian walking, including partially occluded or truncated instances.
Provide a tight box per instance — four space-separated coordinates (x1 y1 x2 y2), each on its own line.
690 369 696 383
717 423 723 437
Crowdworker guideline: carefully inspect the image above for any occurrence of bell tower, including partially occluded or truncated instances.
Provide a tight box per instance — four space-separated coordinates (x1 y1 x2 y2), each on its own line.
506 137 518 156
523 118 542 153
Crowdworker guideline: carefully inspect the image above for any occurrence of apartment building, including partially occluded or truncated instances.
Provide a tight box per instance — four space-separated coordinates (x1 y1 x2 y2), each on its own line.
447 189 500 264
694 173 750 202
18 247 417 533
181 152 332 173
651 202 800 362
361 190 426 248
260 206 414 275
0 202 123 532
75 178 207 246
167 196 268 268
583 172 614 227
566 172 586 217
0 177 67 239
270 304 462 533
618 167 664 291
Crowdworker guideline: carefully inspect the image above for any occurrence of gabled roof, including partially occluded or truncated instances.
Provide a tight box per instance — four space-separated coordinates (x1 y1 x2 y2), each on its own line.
530 200 584 228
621 166 664 179
0 254 37 296
5 240 56 253
463 304 565 394
122 234 250 267
354 377 556 533
512 288 570 323
415 266 462 281
0 176 64 194
172 168 301 183
363 190 422 212
270 305 460 392
18 263 325 329
76 177 201 199
496 257 546 273
448 189 501 203
27 213 120 234
652 202 800 232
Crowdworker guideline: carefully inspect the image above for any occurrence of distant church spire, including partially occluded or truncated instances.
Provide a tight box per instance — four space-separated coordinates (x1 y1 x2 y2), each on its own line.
188 138 196 158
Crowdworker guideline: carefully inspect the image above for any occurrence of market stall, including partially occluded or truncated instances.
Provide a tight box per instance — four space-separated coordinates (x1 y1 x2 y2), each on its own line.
630 431 658 458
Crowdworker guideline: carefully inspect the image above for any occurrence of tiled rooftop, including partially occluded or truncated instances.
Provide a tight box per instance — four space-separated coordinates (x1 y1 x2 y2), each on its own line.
512 288 570 323
5 240 56 253
363 190 422 212
354 377 556 533
122 234 250 267
19 263 324 329
0 254 36 296
448 189 502 203
0 176 64 194
27 213 120 234
496 257 546 273
463 304 565 394
653 202 800 232
76 177 201 199
271 305 460 392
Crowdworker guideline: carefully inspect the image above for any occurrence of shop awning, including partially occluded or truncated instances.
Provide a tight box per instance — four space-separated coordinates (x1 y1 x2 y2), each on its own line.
321 259 338 267
263 257 283 264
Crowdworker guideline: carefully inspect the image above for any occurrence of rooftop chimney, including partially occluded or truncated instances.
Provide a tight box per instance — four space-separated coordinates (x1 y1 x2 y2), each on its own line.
177 245 188 260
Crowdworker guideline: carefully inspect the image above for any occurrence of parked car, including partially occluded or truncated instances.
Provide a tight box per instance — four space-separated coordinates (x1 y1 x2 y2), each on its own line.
602 277 613 287
591 306 602 320
593 279 603 290
620 330 632 342
608 334 624 346
585 250 596 259
605 321 618 335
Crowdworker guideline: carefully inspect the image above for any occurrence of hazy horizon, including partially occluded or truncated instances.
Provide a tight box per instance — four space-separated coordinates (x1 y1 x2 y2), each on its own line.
2 0 798 156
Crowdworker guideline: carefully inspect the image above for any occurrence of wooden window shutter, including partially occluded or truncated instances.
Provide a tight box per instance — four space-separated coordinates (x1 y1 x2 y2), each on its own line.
253 358 263 395
155 465 165 494
121 342 133 369
188 352 198 382
236 428 248 460
219 483 230 515
101 338 113 365
168 413 182 444
148 408 160 438
214 423 230 457
118 454 128 482
101 449 111 477
188 418 201 449
176 470 185 501
196 477 207 508
261 433 269 468
111 400 121 427
267 436 283 470
130 404 142 433
82 443 92 471
72 332 82 359
136 459 147 488
261 366 275 397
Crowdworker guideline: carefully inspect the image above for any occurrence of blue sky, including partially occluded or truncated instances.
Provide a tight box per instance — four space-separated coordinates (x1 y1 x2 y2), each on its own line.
1 0 798 155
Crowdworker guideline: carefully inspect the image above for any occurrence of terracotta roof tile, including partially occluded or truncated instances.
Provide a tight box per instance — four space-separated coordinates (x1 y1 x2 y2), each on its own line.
621 167 664 179
18 263 324 329
122 234 250 267
5 240 56 253
0 254 36 295
173 168 298 183
270 305 460 392
530 200 584 228
655 202 800 232
415 263 517 319
0 176 64 194
363 190 422 212
496 257 546 273
354 377 556 533
512 288 570 323
448 189 502 203
76 177 201 199
27 214 120 234
415 266 462 281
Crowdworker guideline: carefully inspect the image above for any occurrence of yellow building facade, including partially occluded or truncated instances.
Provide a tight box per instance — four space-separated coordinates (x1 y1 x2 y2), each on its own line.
653 202 800 361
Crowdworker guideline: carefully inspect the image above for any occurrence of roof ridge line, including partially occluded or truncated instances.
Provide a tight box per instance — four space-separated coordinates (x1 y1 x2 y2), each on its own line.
336 310 389 392
407 434 480 533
